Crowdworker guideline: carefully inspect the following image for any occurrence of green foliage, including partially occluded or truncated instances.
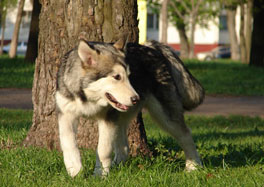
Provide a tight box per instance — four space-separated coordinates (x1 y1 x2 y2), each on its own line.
1 109 264 186
0 55 34 88
220 0 241 10
0 0 17 14
148 0 220 30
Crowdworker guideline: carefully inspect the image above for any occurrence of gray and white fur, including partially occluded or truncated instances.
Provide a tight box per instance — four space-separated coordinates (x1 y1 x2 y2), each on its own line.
56 38 204 177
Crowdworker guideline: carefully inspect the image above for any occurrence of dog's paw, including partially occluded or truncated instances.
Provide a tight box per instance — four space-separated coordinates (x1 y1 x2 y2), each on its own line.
66 164 82 177
185 159 202 172
93 166 110 177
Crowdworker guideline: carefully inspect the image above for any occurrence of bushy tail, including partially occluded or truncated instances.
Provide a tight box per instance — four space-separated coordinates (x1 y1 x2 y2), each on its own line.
145 41 204 110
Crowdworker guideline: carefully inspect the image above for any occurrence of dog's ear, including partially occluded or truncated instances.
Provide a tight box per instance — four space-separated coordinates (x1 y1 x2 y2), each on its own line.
113 34 129 51
78 40 97 67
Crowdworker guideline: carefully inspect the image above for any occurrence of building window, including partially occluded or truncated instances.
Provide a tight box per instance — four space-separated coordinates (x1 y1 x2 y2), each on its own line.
21 11 32 28
219 15 228 31
147 13 159 30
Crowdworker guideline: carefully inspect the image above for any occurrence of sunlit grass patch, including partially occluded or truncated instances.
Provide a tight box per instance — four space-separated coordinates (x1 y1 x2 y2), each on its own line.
1 109 264 186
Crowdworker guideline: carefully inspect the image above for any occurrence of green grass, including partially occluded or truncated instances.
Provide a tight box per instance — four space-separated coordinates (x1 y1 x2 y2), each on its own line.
1 56 263 95
185 59 264 96
1 109 264 186
0 56 34 88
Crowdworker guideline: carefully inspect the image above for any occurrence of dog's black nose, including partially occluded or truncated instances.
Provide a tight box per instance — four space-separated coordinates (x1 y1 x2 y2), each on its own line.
131 95 140 105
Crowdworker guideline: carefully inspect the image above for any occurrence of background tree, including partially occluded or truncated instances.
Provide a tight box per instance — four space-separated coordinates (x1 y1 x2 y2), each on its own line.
245 0 253 63
0 0 17 55
239 1 247 63
224 1 240 61
8 0 25 58
149 0 218 59
237 0 253 64
172 0 204 59
168 1 190 58
23 0 151 156
25 0 41 63
250 0 264 67
161 0 169 43
221 0 254 62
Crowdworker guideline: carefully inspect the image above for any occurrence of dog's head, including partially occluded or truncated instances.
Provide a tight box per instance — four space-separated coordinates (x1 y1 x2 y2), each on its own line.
77 39 139 112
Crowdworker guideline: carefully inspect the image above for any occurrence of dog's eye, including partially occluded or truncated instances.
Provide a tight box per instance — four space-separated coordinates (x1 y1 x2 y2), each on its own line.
113 74 121 80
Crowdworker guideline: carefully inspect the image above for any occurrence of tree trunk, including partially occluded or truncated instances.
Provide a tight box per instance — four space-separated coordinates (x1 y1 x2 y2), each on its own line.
239 3 247 63
23 0 151 156
0 12 6 55
9 0 25 58
189 17 196 59
177 23 189 59
25 0 41 63
161 0 169 44
250 0 264 66
245 0 253 64
226 8 240 61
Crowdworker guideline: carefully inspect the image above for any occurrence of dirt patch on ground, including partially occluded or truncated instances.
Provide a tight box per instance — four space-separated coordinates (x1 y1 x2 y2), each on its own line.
0 88 263 118
0 88 33 110
186 95 264 118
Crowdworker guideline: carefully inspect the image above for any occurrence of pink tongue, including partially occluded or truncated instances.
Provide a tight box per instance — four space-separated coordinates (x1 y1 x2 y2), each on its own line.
117 103 129 110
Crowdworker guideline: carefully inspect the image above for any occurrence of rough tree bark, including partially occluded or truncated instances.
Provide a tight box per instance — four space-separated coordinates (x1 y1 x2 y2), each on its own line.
177 23 189 59
9 0 25 58
25 0 41 63
161 0 169 44
23 0 151 156
189 17 196 59
250 0 264 67
245 0 253 64
169 1 190 58
226 7 240 61
186 0 202 59
239 2 247 63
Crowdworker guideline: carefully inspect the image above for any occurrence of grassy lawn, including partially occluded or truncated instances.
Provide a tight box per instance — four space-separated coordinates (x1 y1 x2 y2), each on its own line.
1 109 264 186
1 57 264 185
185 59 264 96
0 56 34 88
1 56 263 95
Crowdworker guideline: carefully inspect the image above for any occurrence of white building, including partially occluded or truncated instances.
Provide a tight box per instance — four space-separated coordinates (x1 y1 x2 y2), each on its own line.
146 8 242 54
1 0 32 44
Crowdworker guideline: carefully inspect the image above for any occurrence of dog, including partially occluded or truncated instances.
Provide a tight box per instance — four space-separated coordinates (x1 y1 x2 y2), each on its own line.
56 38 204 177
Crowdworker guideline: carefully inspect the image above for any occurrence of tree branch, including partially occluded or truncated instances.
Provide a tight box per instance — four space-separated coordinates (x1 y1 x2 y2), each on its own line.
193 0 203 17
170 1 185 20
175 0 191 13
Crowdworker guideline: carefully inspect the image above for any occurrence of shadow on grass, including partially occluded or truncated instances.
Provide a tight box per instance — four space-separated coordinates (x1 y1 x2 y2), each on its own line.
185 61 245 70
193 129 264 142
147 129 264 169
202 146 264 168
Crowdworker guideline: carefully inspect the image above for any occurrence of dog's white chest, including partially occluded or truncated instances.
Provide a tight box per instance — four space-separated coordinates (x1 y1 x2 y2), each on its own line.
56 92 106 117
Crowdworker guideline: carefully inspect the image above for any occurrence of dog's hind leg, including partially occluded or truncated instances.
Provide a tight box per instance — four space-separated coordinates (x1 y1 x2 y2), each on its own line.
58 113 82 177
146 94 201 171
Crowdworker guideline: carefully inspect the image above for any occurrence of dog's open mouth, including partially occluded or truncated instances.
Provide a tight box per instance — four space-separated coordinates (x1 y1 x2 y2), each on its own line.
105 92 129 111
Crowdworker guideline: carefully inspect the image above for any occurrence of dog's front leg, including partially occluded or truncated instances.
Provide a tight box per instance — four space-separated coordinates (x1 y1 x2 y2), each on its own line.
58 113 82 177
94 120 118 176
113 123 129 165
